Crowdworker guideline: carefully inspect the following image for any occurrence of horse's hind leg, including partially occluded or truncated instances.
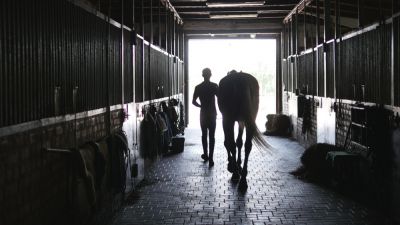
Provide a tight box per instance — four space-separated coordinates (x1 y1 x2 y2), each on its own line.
236 122 244 172
239 126 254 191
223 118 239 181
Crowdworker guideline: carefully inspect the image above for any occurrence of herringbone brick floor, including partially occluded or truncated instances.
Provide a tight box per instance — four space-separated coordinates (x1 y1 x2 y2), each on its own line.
112 125 394 225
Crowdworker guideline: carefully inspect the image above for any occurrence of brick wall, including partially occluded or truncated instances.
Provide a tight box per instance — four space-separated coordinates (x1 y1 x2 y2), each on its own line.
295 99 318 148
0 109 123 225
335 102 351 148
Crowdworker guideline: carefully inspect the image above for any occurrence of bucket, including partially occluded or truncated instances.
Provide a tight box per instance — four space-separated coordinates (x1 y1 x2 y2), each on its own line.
171 136 185 153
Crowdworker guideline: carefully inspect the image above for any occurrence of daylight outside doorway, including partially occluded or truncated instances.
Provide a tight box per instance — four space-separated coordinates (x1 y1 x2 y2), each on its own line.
188 39 277 130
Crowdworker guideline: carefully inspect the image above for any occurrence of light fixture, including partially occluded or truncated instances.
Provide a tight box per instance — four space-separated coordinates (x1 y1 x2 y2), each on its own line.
207 1 265 7
209 13 258 19
250 34 256 38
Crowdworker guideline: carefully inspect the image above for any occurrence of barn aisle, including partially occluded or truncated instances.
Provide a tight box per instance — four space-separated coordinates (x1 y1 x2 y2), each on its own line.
112 123 393 225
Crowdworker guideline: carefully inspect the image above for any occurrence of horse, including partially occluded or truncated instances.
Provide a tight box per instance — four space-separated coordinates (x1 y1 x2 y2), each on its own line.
218 71 270 190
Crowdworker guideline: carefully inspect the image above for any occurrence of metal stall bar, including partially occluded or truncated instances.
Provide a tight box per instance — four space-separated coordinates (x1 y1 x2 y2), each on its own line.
358 0 365 28
295 9 298 91
158 0 161 46
316 0 320 96
122 0 125 105
105 0 112 135
148 0 153 101
334 0 341 99
303 1 307 51
142 0 145 101
392 0 396 106
0 1 4 126
324 0 332 98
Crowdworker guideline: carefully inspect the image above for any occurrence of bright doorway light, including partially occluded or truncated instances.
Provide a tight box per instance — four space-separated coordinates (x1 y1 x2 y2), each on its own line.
188 39 276 129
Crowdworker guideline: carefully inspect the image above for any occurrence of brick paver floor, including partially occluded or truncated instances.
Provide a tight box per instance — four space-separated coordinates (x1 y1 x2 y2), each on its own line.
112 125 395 225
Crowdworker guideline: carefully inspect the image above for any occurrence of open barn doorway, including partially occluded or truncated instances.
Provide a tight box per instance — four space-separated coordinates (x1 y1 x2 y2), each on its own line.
188 39 277 129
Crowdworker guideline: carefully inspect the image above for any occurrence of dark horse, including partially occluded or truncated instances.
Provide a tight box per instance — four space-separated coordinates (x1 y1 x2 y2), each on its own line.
218 71 270 190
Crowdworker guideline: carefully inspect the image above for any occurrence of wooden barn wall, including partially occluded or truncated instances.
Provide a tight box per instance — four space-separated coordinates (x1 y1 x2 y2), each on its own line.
0 0 185 225
281 4 400 221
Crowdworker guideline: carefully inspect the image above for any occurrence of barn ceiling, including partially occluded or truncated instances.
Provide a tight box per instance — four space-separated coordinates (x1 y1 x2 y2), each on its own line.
168 0 301 35
169 0 396 36
169 0 299 20
89 0 397 37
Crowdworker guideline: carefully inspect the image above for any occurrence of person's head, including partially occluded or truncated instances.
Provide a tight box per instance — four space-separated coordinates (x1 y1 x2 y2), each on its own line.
202 68 212 81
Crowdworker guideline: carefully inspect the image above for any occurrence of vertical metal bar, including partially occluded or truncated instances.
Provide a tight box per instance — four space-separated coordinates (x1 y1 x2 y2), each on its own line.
290 19 293 56
5 0 11 122
158 0 161 46
88 11 92 110
132 0 136 104
165 4 168 53
148 0 153 100
32 0 38 120
324 0 331 97
295 9 298 56
167 9 171 96
177 23 180 59
105 0 112 135
66 1 72 113
17 0 23 123
294 10 298 91
358 0 364 28
303 2 307 51
4 0 10 125
122 0 125 105
316 0 320 46
15 0 21 123
324 0 332 42
45 0 51 117
334 0 340 99
141 0 145 101
184 36 188 122
11 0 17 124
0 0 4 126
287 23 290 58
276 36 282 113
392 0 395 105
150 0 153 45
172 13 176 57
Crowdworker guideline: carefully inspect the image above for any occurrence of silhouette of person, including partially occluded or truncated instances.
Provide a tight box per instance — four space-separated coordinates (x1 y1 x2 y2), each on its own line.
192 68 218 167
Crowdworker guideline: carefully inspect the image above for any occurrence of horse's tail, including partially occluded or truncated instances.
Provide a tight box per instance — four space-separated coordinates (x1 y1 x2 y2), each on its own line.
244 119 273 153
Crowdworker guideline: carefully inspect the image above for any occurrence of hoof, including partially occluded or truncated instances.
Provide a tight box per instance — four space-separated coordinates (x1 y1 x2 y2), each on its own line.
231 173 240 183
201 154 209 162
238 178 248 191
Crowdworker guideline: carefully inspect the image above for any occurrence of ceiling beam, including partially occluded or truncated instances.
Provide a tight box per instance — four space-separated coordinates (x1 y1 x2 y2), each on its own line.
177 5 294 13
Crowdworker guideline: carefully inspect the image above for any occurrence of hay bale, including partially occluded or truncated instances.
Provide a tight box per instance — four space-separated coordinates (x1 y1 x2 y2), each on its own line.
264 114 291 136
291 143 339 182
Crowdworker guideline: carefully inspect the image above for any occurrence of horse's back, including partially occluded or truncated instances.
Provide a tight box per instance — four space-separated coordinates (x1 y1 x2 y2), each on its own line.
218 72 259 121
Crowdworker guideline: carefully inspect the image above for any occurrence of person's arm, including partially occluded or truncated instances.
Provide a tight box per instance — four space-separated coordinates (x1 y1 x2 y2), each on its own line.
192 87 201 108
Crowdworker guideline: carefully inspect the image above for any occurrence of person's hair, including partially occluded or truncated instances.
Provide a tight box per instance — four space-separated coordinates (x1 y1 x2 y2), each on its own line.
202 68 211 79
